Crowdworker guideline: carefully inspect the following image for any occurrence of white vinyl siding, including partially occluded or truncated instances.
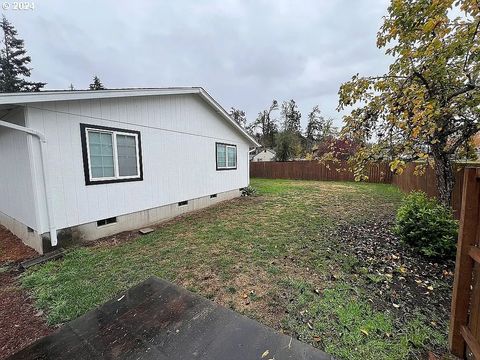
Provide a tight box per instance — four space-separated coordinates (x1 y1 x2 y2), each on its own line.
85 126 141 182
216 143 236 170
26 94 251 233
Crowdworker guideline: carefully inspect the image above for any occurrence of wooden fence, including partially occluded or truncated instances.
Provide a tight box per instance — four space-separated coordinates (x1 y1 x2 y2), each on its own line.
250 160 392 183
450 168 480 359
392 162 466 217
250 160 470 216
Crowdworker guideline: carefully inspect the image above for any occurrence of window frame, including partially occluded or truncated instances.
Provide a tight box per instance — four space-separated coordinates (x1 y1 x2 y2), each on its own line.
80 123 143 185
216 142 237 170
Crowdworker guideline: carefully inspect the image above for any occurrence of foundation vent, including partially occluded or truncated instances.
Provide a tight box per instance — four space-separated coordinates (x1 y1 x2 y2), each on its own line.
97 217 117 227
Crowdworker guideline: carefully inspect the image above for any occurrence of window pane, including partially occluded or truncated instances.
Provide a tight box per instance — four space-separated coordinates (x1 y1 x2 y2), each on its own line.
91 166 103 178
103 166 114 177
216 144 226 168
227 146 236 167
91 155 102 166
88 130 114 178
89 132 101 144
116 134 138 177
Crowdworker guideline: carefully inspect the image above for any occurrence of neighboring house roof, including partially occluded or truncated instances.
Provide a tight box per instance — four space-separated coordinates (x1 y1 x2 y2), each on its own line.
252 148 276 160
0 87 260 147
253 148 275 156
262 148 276 155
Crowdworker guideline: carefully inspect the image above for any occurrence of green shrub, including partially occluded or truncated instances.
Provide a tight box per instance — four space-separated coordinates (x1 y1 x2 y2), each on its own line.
241 186 257 197
394 191 458 259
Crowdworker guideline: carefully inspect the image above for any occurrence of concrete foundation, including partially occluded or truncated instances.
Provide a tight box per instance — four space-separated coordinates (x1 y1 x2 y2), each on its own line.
0 211 43 253
38 188 243 252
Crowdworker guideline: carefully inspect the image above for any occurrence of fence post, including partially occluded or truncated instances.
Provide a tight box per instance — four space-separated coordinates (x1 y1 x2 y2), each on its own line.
449 168 480 357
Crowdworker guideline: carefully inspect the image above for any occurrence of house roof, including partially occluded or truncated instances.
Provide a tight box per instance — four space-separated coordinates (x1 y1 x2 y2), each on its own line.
0 87 260 147
253 148 276 156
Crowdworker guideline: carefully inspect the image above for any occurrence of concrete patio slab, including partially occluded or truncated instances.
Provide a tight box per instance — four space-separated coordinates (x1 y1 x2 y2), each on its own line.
8 277 333 360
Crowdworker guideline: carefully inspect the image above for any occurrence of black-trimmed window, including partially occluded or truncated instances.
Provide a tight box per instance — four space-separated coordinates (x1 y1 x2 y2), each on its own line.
80 124 143 185
216 142 237 170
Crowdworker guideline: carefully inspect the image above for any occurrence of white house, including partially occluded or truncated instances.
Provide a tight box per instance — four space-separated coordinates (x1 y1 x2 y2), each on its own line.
252 148 276 162
0 88 259 253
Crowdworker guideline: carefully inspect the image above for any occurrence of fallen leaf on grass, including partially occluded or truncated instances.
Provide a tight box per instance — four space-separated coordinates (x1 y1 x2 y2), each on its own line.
360 329 369 336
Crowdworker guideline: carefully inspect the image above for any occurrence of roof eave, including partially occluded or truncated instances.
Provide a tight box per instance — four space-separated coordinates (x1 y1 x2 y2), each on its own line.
197 88 260 147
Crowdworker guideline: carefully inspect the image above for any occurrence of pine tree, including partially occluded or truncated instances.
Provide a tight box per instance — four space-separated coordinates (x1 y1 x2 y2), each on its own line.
305 105 337 152
89 75 105 90
0 16 45 92
280 100 301 133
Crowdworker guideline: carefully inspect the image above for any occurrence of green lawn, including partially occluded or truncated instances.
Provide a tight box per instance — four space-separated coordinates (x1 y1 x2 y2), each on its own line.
21 179 449 359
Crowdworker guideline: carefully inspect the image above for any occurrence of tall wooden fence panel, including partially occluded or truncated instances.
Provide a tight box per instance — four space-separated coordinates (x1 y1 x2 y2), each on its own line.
250 161 392 183
449 168 480 359
392 163 466 216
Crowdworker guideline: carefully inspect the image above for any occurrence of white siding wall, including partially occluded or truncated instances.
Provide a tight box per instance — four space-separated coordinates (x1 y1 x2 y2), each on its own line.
26 94 251 233
0 108 37 229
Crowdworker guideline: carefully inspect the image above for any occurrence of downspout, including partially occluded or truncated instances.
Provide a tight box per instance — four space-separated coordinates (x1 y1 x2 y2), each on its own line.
0 118 58 246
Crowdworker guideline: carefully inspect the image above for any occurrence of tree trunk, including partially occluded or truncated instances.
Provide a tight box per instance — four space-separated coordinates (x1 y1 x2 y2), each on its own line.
432 148 455 207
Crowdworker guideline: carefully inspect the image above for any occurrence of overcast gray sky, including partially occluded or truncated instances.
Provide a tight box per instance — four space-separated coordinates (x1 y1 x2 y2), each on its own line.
7 0 392 129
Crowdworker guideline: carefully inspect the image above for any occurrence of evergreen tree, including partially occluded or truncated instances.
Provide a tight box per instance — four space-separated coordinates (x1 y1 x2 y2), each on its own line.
281 99 301 133
0 16 45 92
305 106 322 142
89 75 105 90
305 105 337 152
274 131 301 161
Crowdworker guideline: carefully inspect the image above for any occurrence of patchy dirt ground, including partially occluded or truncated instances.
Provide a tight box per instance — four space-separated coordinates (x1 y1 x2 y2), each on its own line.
0 226 53 360
337 216 455 358
338 216 454 317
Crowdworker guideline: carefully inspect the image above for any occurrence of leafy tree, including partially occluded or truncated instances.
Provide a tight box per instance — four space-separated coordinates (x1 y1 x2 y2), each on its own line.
315 136 359 161
247 100 279 148
228 107 247 128
338 0 480 206
89 75 105 90
305 105 338 152
274 131 301 161
0 16 45 92
281 99 302 133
